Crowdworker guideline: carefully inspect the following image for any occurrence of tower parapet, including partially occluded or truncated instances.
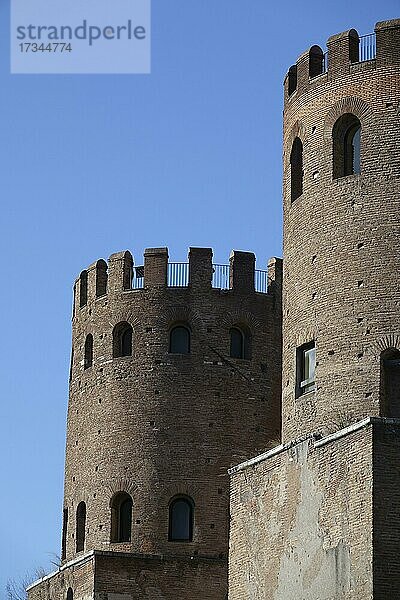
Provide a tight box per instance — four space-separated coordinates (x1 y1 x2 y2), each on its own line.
73 246 278 316
284 19 400 104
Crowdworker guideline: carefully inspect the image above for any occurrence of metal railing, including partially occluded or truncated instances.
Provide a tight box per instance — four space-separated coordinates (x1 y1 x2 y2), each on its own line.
212 264 230 289
130 263 269 293
255 269 268 293
359 33 376 62
132 266 144 289
168 262 189 287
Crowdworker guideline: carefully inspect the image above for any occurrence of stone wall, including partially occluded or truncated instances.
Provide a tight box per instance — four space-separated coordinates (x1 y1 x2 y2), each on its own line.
229 422 374 599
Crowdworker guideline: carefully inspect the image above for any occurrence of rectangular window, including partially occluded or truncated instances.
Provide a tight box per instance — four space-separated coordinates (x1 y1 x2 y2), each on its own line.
296 342 316 397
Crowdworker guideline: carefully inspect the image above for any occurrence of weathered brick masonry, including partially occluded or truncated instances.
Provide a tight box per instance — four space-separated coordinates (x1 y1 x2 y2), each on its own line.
28 17 400 600
282 19 400 441
229 18 400 600
29 248 282 599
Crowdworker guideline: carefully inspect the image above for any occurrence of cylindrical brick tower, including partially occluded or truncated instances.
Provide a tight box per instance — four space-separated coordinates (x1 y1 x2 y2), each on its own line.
282 19 400 442
62 246 282 597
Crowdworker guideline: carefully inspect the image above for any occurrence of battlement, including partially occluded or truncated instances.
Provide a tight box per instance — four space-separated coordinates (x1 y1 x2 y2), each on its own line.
73 247 282 314
284 18 400 104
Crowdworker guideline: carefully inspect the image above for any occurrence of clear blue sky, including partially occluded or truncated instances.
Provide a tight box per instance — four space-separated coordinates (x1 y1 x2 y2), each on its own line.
0 0 398 593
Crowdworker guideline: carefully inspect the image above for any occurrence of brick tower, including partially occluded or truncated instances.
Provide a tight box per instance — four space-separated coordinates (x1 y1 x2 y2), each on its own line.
229 19 400 599
28 247 282 599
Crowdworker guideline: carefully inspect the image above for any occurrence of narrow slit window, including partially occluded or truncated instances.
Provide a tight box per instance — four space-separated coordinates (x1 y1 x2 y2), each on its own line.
290 137 303 202
96 260 108 297
84 334 93 369
62 508 68 561
79 271 88 308
75 502 86 553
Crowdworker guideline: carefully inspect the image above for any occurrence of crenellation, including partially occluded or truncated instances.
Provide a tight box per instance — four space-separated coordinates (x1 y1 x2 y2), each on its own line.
143 247 168 287
229 250 255 294
188 247 213 290
375 19 400 66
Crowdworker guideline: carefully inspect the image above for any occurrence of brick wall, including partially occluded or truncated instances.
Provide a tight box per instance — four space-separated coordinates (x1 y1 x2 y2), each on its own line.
282 19 400 441
59 247 281 597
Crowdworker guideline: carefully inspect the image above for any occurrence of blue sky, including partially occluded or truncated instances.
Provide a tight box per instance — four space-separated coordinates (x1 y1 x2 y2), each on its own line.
0 0 398 594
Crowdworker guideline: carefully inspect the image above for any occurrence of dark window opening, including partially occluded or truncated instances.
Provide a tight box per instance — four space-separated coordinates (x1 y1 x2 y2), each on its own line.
84 334 93 370
169 497 194 542
113 322 133 358
66 588 73 600
110 492 133 543
96 260 108 297
333 113 361 179
76 502 86 553
79 271 88 308
169 326 190 354
309 45 324 78
380 348 400 418
230 327 251 360
296 342 316 398
62 508 68 561
290 137 303 202
288 65 297 96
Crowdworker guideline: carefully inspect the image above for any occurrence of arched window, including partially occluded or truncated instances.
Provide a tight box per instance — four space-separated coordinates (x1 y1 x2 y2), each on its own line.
76 502 86 553
79 271 88 308
380 348 400 418
96 259 108 297
84 334 93 369
288 65 297 96
113 322 133 358
290 137 303 202
169 496 194 542
333 114 361 178
66 588 73 600
309 45 324 78
230 327 251 360
169 325 190 354
110 492 133 542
